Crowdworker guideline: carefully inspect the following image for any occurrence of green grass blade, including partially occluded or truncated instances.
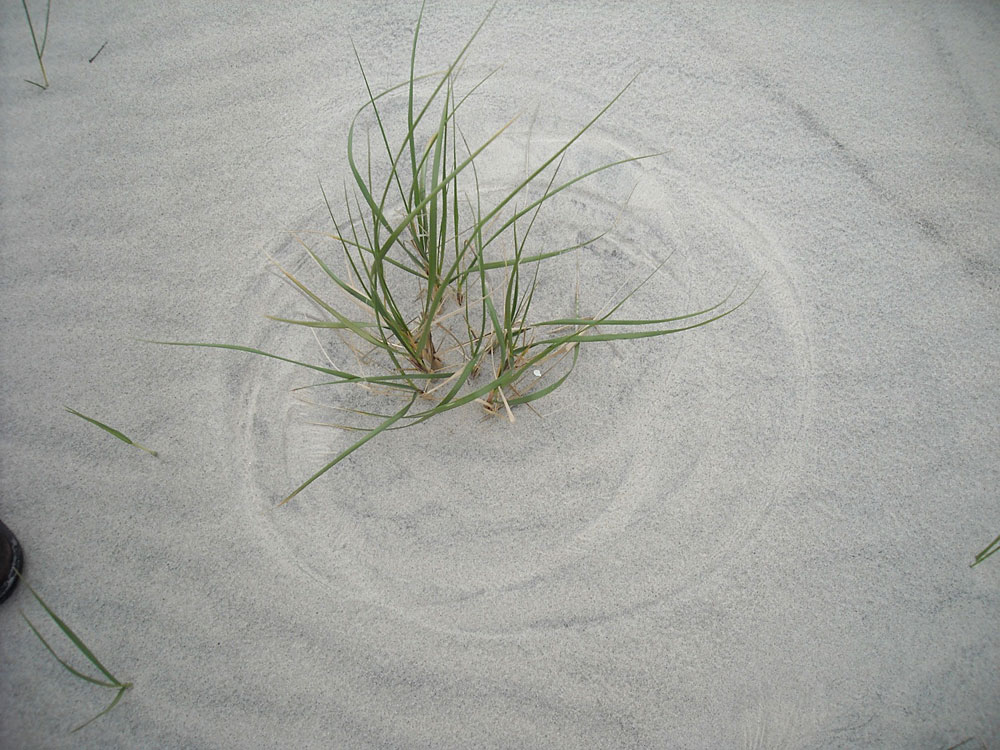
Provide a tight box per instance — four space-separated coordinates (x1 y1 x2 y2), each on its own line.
406 0 426 203
353 346 487 433
351 40 411 223
145 341 449 388
71 684 132 734
533 293 734 328
333 182 427 371
484 294 507 362
367 348 486 433
19 611 120 689
403 0 497 193
21 0 41 56
268 254 393 352
373 113 522 267
475 80 647 251
971 533 1000 567
505 344 580 407
279 392 418 505
20 0 50 89
347 59 416 255
343 66 451 340
412 83 455 364
393 338 572 422
521 291 752 350
265 316 377 330
39 0 50 55
479 153 660 256
399 115 526 357
344 185 392 288
500 158 565 344
347 101 523 373
19 577 123 686
475 228 611 272
304 228 424 283
64 408 157 457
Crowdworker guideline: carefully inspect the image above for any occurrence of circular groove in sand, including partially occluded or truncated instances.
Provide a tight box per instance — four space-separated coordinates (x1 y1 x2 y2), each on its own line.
233 132 814 635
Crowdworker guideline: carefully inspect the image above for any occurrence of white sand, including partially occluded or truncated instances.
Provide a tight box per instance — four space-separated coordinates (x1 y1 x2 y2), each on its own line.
1 2 997 747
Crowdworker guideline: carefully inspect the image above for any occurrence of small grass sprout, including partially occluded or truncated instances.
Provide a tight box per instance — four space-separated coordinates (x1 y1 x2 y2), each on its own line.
64 407 158 457
20 0 51 90
16 572 132 733
970 533 999 568
157 1 753 505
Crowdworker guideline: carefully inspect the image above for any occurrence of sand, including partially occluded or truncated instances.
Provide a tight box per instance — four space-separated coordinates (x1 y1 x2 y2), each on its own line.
1 2 997 747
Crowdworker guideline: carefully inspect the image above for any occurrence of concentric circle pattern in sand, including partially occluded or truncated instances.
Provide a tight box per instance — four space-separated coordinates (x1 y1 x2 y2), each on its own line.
234 127 815 635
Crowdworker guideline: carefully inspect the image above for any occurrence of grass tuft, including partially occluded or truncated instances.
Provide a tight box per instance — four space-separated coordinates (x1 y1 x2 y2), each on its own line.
161 1 754 505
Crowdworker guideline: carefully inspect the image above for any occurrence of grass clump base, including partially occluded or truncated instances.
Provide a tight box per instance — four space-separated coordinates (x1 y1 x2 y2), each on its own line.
158 2 753 505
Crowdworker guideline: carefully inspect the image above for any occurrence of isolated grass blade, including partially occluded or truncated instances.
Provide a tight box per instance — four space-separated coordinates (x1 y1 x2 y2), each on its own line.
18 576 123 686
70 685 131 734
16 572 132 733
21 0 51 90
64 407 157 457
20 611 120 689
971 533 999 567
